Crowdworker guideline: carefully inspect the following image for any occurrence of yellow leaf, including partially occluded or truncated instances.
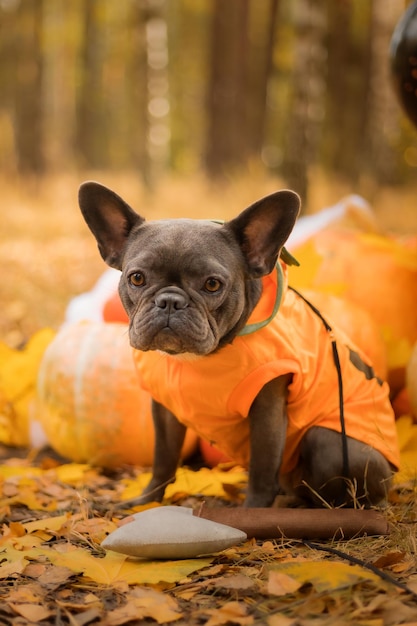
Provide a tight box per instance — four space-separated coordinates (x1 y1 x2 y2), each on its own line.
105 587 182 624
23 513 70 534
381 332 413 370
268 561 381 593
52 463 98 484
287 241 324 292
0 328 55 446
12 543 214 585
396 416 416 450
0 545 28 578
121 466 248 502
394 417 417 482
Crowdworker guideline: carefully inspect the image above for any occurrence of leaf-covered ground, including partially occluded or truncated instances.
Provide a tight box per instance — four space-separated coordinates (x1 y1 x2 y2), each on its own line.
0 445 416 625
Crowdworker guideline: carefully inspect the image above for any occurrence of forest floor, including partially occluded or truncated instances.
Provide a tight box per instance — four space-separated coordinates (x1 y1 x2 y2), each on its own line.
0 171 417 625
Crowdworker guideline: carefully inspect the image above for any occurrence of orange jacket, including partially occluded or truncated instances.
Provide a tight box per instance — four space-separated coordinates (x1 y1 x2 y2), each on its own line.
133 265 400 477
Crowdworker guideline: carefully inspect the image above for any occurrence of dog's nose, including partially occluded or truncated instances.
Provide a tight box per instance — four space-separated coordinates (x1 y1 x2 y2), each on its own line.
155 289 189 311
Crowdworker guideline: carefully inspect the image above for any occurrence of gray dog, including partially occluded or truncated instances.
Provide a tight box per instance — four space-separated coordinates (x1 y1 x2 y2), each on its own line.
78 182 399 508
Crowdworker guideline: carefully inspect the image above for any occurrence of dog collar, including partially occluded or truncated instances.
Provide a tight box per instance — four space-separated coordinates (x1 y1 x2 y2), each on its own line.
238 262 285 336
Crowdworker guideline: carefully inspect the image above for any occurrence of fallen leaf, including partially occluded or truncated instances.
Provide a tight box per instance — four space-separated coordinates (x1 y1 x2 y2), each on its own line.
266 570 302 596
0 537 212 586
0 328 55 446
372 551 406 569
105 587 182 625
209 573 257 591
267 616 296 626
9 602 53 623
121 466 248 503
0 553 27 578
204 600 254 626
268 561 381 593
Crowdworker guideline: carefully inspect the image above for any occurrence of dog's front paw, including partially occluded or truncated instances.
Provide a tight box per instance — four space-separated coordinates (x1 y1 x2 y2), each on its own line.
244 488 279 508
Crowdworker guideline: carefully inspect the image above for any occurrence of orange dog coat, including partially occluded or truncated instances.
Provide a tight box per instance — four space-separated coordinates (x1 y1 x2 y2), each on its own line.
133 264 400 477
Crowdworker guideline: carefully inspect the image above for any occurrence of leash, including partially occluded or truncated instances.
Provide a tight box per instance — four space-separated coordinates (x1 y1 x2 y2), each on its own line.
288 287 350 479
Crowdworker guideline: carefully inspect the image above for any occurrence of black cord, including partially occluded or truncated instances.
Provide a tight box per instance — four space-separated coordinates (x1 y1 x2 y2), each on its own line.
289 287 350 478
302 539 417 602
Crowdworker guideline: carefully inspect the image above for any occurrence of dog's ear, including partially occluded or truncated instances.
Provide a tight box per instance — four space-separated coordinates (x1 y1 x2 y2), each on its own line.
226 190 300 277
78 182 144 269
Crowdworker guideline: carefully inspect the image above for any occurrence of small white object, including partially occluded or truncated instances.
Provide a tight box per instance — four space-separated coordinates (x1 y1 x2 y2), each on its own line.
64 268 121 325
102 506 247 560
286 194 373 249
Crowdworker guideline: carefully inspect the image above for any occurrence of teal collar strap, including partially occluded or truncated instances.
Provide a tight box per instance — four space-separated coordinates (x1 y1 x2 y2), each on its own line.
238 262 285 336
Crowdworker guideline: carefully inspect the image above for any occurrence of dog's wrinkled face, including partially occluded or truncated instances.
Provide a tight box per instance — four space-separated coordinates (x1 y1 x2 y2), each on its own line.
78 182 300 356
120 219 250 355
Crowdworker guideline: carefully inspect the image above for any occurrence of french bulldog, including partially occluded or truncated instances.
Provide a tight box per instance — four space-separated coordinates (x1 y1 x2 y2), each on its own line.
78 182 399 508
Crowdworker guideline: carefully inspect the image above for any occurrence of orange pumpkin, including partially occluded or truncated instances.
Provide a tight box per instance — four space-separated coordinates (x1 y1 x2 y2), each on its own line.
299 290 388 381
391 387 413 420
199 438 231 468
103 292 129 324
36 322 197 468
290 230 417 393
407 342 417 422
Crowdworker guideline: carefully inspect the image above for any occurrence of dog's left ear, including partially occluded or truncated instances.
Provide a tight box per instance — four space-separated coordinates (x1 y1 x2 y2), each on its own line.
227 190 300 277
78 181 144 269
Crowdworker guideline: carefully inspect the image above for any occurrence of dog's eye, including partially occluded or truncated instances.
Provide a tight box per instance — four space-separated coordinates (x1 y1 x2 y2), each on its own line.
204 278 222 293
129 272 146 287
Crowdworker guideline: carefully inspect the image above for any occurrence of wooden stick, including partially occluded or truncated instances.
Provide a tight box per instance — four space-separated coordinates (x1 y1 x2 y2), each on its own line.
195 506 390 539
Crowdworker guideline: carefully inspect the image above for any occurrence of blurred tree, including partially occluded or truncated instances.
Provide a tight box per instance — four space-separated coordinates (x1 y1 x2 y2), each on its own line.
75 0 108 168
362 0 403 185
204 0 280 177
322 0 369 184
281 0 327 204
0 0 413 194
12 0 45 175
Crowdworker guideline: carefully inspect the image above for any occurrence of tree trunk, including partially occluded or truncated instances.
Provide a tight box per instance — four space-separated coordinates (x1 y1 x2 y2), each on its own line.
13 0 45 175
75 0 107 168
281 0 327 207
245 0 280 158
362 0 404 185
205 0 250 178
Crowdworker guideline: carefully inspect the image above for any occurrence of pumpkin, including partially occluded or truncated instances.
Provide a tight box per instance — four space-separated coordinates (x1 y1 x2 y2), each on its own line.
199 438 231 468
103 292 129 324
289 230 417 393
36 322 197 468
391 387 413 421
407 342 417 422
299 290 388 381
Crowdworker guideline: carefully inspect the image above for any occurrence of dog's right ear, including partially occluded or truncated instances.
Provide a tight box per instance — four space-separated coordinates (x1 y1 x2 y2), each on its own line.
78 182 144 269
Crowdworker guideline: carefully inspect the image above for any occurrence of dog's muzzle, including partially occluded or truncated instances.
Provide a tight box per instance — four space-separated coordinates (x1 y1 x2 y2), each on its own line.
154 287 190 313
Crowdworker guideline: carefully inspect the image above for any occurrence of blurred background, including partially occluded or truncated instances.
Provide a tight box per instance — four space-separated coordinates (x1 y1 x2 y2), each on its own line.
1 0 417 346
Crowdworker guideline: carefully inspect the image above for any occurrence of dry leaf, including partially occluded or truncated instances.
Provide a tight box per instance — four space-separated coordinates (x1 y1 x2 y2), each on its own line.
9 602 53 623
268 561 381 593
266 570 302 596
372 551 406 569
267 616 296 626
105 587 182 625
204 600 253 626
209 573 257 591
